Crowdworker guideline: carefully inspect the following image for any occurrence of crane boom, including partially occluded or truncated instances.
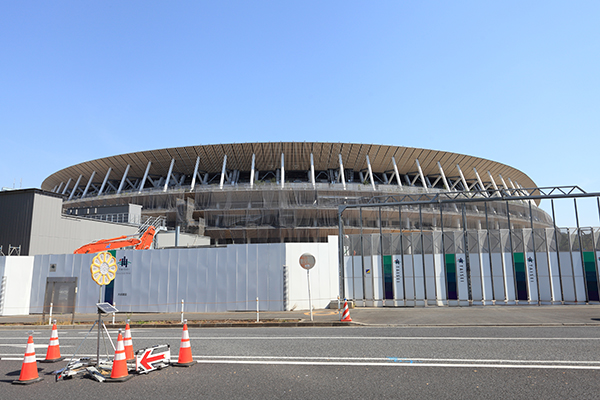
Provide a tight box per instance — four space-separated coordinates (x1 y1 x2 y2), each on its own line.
73 226 157 254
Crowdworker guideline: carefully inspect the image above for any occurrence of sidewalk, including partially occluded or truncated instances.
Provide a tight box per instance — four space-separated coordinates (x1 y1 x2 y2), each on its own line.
2 305 600 329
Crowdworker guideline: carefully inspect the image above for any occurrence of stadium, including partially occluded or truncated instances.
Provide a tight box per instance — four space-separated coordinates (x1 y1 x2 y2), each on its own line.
1 142 598 317
41 142 553 244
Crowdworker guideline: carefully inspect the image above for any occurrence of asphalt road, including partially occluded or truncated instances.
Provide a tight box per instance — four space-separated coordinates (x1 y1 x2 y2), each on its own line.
2 325 600 399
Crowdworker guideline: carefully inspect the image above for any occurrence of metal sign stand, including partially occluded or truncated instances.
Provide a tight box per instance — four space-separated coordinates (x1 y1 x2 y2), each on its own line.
97 286 102 367
55 304 117 381
307 269 313 321
299 253 316 321
56 251 121 381
96 301 118 366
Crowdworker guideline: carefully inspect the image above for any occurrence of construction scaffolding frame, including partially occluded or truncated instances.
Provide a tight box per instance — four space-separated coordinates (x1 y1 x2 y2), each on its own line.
337 186 600 306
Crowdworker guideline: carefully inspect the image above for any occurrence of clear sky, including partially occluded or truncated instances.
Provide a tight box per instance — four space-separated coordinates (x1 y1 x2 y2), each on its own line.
1 1 599 226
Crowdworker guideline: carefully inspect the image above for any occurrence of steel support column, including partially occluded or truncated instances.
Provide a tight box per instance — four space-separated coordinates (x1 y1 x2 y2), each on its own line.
457 165 469 192
68 175 82 200
529 200 541 304
379 207 384 305
485 202 495 302
360 207 365 305
164 159 175 192
81 171 96 199
219 155 227 190
61 178 72 195
392 157 402 187
139 161 152 193
461 203 472 302
338 207 345 302
437 162 451 191
399 204 406 306
499 174 509 194
366 155 376 191
98 168 112 196
574 198 588 302
419 204 427 302
250 154 256 189
551 199 564 303
487 171 500 195
117 165 131 194
440 203 447 305
506 201 517 303
190 157 200 191
339 154 346 190
281 153 285 189
415 159 428 191
310 153 316 189
473 168 486 195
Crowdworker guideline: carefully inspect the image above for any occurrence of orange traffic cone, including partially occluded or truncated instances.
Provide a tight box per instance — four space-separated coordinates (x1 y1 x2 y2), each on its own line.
123 319 135 362
12 335 43 385
172 320 195 367
341 299 352 322
40 320 64 363
105 330 132 382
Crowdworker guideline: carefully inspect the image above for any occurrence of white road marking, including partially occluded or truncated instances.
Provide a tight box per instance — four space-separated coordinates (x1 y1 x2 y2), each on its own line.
1 354 599 370
105 336 600 341
1 335 600 341
0 344 54 348
198 355 600 364
193 359 600 370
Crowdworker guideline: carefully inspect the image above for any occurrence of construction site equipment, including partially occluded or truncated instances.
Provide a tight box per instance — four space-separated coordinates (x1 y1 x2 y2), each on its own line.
172 320 195 367
40 320 64 363
73 226 156 254
12 334 43 385
123 320 135 362
136 344 170 374
340 299 352 322
105 330 132 382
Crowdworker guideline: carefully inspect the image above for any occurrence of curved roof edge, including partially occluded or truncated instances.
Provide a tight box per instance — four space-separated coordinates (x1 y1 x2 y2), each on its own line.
43 142 536 189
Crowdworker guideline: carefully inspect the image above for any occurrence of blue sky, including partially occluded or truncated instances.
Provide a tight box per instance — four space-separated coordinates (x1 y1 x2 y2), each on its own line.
1 1 599 226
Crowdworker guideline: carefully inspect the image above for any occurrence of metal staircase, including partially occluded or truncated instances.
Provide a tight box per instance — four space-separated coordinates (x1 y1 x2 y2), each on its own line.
138 216 167 234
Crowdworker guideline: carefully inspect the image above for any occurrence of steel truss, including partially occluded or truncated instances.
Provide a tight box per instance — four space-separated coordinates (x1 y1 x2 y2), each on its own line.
343 186 590 209
337 185 600 306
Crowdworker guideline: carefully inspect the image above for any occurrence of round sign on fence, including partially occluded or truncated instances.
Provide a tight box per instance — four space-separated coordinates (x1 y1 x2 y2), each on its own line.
299 253 316 270
90 251 117 286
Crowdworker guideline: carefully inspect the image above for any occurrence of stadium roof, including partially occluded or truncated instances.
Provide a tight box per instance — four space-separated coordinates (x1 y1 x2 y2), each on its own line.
42 142 536 193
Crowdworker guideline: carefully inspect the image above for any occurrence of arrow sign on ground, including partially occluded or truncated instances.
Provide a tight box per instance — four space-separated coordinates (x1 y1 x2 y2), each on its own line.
136 345 171 373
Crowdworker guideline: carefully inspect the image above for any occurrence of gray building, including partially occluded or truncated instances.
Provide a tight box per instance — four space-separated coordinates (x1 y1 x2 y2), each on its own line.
0 189 140 256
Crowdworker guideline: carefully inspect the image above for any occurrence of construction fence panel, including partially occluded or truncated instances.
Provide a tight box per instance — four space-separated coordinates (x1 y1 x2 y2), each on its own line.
558 228 576 303
467 230 482 304
423 232 436 306
569 230 587 303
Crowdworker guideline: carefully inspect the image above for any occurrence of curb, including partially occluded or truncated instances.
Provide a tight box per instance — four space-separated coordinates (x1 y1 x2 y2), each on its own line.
0 321 354 329
2 321 600 329
351 322 600 327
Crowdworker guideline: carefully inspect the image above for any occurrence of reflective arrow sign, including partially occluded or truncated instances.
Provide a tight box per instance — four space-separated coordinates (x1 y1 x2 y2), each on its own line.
136 344 171 374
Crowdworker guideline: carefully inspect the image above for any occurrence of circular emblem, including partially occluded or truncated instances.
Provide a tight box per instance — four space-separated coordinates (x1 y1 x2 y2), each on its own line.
91 252 117 286
299 253 316 270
